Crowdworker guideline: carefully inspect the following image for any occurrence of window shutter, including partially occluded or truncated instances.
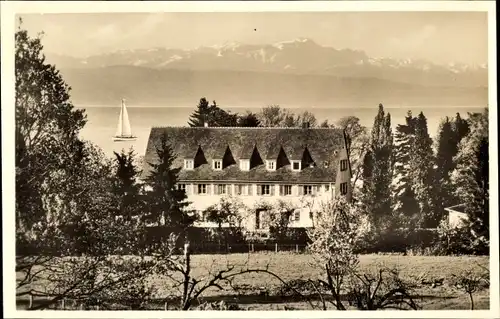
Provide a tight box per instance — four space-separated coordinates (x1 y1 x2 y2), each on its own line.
228 184 232 195
248 184 253 196
279 185 283 196
257 185 262 195
270 185 275 196
298 185 304 196
194 184 199 194
207 184 212 195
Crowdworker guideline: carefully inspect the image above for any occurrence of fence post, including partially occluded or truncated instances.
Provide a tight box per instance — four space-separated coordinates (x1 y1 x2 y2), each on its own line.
61 298 65 310
251 243 254 253
164 302 168 311
275 243 278 253
296 244 299 253
29 294 33 309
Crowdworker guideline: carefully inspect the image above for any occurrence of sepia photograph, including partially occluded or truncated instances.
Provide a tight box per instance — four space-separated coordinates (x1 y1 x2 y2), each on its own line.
1 1 497 317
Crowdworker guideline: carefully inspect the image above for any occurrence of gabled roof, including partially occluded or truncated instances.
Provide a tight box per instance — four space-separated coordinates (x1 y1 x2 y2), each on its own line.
444 204 467 214
142 126 345 183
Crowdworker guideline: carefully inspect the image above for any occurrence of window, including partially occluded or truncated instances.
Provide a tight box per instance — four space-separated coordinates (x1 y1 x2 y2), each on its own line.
291 161 301 171
261 185 271 196
325 184 330 192
266 160 276 171
340 182 348 195
324 161 329 168
284 185 292 196
240 159 250 171
184 159 194 170
198 184 207 194
303 185 313 195
213 160 222 170
340 159 349 171
177 184 186 193
217 184 226 195
237 184 251 196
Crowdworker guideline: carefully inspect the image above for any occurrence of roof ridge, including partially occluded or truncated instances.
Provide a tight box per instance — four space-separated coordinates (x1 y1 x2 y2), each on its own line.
151 126 341 130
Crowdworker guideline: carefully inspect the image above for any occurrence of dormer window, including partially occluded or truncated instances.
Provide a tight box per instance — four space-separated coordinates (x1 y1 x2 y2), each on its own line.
184 159 194 170
266 160 276 171
291 160 301 171
213 159 222 170
240 159 250 171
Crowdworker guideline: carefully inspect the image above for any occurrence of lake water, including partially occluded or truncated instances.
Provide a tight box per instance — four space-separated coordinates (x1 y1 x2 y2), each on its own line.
78 106 484 157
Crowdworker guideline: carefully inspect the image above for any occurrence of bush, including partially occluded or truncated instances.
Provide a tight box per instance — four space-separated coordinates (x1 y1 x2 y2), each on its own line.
434 220 489 255
356 228 438 254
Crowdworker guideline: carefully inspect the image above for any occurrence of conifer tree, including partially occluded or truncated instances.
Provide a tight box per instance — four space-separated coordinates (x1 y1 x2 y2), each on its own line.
434 117 458 216
112 148 143 220
145 134 194 229
391 112 419 228
361 104 393 231
450 108 489 244
188 98 212 127
410 112 436 227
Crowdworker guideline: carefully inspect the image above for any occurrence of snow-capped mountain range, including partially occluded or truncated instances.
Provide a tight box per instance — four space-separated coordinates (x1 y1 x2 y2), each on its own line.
48 38 487 88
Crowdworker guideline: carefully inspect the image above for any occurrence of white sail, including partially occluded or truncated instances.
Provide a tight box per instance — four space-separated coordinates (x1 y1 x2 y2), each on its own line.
121 100 133 137
115 102 124 136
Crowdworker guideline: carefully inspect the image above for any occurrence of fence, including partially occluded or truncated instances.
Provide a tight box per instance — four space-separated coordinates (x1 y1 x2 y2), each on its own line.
187 242 309 254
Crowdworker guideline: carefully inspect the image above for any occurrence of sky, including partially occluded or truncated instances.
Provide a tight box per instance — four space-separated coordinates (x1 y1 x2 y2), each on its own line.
18 11 488 65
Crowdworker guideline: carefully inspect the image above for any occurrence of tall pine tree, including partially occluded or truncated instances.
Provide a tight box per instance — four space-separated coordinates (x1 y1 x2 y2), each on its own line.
112 148 143 221
410 112 437 227
391 111 419 228
361 104 393 231
145 134 194 229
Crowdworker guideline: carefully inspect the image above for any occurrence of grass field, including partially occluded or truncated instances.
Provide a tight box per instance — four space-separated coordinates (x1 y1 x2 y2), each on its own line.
17 253 490 310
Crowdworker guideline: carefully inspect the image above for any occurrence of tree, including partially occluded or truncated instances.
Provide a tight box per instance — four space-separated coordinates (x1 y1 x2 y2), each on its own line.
391 112 419 228
144 134 194 229
112 148 143 221
257 105 289 127
204 196 247 252
336 116 369 193
188 98 212 127
237 112 261 127
15 23 157 310
450 108 489 247
15 22 87 232
434 117 458 219
360 104 393 231
188 98 239 127
409 112 437 227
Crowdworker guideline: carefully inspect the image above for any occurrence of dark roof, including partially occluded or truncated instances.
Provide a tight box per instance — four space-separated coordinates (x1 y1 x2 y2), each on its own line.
142 127 345 183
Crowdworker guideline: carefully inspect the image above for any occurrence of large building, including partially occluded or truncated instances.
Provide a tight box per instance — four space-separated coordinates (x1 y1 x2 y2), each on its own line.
142 125 352 230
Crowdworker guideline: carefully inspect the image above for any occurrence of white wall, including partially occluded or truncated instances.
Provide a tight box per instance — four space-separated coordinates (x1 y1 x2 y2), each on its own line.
186 183 334 229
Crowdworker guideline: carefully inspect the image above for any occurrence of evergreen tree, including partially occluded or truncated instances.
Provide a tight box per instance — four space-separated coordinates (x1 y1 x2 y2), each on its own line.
391 112 419 228
410 112 437 227
145 134 194 229
361 104 393 231
112 148 143 221
434 117 458 216
188 98 212 127
450 108 489 243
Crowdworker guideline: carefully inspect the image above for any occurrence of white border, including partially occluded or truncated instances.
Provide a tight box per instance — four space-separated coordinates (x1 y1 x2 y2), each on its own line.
1 1 498 319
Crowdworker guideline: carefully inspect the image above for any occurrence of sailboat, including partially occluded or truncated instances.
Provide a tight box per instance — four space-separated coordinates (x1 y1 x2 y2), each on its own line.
113 99 137 141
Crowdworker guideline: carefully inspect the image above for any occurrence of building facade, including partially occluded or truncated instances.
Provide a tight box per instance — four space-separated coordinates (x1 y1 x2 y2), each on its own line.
142 126 352 230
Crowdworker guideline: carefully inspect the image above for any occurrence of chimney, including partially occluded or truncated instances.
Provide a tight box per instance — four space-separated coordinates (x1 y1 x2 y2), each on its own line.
204 122 209 128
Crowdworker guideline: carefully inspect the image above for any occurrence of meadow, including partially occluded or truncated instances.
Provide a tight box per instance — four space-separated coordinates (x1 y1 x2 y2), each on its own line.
17 253 490 310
